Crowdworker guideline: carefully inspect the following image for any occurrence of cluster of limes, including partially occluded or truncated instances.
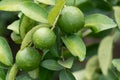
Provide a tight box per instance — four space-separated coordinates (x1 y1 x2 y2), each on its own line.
16 6 84 71
16 27 56 71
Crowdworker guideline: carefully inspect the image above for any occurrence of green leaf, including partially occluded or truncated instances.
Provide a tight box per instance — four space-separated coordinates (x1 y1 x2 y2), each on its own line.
114 6 120 29
89 29 112 38
113 29 120 42
59 70 76 80
16 74 32 80
73 70 86 80
99 69 118 80
20 1 48 23
0 37 13 66
11 32 22 44
48 0 67 28
20 24 50 50
39 67 54 80
65 0 75 6
19 15 37 39
0 62 9 69
0 0 31 11
18 12 23 18
58 57 74 69
90 0 112 11
65 0 88 6
28 68 39 79
98 36 114 75
44 45 59 59
6 64 18 80
77 0 94 14
99 76 112 80
0 68 5 80
7 20 20 34
35 0 55 5
85 14 117 33
41 59 64 71
112 59 120 72
62 34 86 61
85 55 99 80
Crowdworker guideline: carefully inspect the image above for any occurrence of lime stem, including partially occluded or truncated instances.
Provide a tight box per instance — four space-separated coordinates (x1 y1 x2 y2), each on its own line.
82 29 92 37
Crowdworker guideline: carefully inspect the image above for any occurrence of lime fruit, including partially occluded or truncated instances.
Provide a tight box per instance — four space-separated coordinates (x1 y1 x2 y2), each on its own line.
58 6 85 34
32 27 56 49
16 47 41 71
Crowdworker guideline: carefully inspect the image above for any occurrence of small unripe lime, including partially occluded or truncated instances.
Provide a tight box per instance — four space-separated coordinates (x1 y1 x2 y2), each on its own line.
16 47 41 71
32 27 56 49
58 6 85 33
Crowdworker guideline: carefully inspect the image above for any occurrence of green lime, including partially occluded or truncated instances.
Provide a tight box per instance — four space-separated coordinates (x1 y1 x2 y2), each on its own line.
32 27 56 49
58 6 85 34
16 47 41 71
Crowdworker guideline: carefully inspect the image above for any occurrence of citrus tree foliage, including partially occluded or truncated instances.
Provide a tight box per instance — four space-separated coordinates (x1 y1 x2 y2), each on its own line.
0 0 120 80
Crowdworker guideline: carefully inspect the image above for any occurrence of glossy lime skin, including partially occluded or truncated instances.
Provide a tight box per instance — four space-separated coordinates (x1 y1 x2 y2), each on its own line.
32 27 56 49
16 47 41 71
58 6 85 33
